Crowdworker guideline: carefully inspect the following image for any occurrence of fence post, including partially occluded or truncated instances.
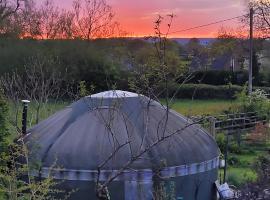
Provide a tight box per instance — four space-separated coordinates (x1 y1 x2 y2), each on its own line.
236 129 241 147
210 117 216 138
223 130 229 183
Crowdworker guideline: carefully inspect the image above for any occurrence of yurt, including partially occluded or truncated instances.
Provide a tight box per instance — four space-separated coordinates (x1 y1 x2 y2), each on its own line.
24 90 220 200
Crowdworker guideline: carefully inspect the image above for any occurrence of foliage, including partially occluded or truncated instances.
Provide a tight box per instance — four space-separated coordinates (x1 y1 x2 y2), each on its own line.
187 70 249 85
0 39 135 91
211 30 241 57
236 86 270 119
246 122 270 144
79 81 89 97
1 55 66 125
0 88 8 152
227 168 257 187
247 0 270 38
253 154 270 184
186 69 270 87
153 181 176 200
0 25 190 97
0 140 74 200
216 133 242 154
238 154 270 199
0 38 269 95
185 38 209 70
216 133 226 153
228 141 242 154
128 15 187 100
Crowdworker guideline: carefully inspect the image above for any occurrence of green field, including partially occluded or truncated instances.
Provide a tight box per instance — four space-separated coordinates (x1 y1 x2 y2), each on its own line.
168 99 237 116
7 101 69 141
11 99 235 127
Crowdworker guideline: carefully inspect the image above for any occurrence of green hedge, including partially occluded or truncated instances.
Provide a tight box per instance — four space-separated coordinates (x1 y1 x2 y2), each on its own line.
187 70 249 85
159 84 270 99
0 88 8 151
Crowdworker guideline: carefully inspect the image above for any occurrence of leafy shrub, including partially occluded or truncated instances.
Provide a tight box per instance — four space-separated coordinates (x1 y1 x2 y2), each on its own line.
229 141 242 154
0 88 8 151
236 86 270 119
216 133 226 153
216 133 242 154
227 171 242 186
253 155 270 183
238 155 270 199
187 70 249 85
228 170 257 187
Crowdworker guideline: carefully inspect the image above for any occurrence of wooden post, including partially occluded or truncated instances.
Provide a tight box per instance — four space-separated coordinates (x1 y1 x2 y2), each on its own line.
248 7 254 95
223 130 229 183
237 130 241 147
210 117 216 138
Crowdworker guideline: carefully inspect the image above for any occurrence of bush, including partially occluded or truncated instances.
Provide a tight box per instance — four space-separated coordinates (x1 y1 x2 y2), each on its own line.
228 169 257 187
228 141 242 154
186 70 270 87
216 133 226 153
227 172 242 186
236 86 270 119
238 155 270 199
0 88 8 151
157 83 270 100
187 70 249 85
253 155 270 182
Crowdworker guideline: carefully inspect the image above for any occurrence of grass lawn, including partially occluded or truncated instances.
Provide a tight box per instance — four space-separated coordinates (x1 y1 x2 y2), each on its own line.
168 99 238 116
226 167 257 186
7 100 69 141
218 150 262 187
221 145 270 187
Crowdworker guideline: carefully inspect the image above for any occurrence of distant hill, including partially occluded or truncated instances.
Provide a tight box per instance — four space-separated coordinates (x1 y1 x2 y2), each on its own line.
171 38 216 46
127 37 216 46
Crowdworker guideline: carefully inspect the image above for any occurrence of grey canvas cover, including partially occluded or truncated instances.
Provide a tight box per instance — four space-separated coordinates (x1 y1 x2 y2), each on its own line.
25 90 219 172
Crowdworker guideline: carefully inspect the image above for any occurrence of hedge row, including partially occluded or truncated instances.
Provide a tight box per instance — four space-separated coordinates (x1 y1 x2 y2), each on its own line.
159 84 270 99
186 70 270 87
187 70 249 85
0 88 8 152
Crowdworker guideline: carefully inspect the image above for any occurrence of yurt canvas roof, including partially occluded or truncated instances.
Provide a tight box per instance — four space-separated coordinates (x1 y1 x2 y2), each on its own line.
25 90 219 173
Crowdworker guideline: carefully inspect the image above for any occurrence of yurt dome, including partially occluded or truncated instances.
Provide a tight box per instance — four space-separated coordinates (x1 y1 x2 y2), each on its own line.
25 90 220 200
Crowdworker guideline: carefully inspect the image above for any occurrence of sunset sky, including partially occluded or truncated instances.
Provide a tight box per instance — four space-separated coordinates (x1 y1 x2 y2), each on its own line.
53 0 248 38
